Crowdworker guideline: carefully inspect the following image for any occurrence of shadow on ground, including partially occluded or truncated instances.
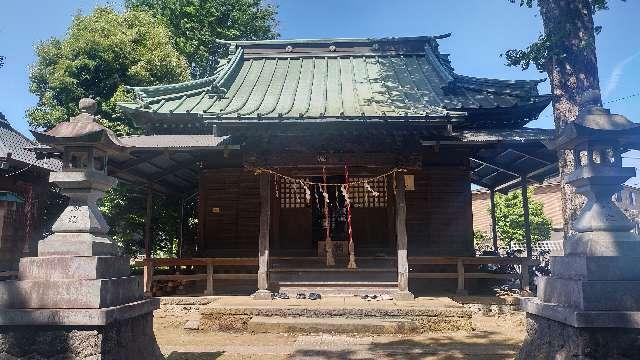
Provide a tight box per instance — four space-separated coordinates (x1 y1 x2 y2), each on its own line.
165 351 224 360
291 330 519 360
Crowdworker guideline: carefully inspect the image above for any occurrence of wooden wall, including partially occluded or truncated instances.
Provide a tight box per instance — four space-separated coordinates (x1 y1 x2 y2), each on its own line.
199 168 260 256
199 148 475 258
405 149 474 256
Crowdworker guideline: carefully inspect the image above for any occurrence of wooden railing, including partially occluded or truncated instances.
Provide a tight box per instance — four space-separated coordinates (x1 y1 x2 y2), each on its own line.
408 256 535 294
138 256 535 297
139 258 258 296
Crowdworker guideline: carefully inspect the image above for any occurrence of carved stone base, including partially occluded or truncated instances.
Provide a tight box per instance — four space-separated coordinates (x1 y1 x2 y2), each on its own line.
0 311 163 360
518 313 640 360
38 233 119 257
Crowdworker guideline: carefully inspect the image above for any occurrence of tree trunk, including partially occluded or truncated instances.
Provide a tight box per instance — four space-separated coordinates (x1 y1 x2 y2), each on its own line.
538 0 601 238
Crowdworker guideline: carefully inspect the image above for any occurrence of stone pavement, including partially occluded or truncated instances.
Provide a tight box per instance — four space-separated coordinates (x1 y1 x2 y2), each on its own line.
156 299 524 359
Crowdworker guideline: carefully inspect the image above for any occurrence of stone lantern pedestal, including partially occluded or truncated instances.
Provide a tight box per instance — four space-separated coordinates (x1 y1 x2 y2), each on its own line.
0 99 162 359
519 99 640 359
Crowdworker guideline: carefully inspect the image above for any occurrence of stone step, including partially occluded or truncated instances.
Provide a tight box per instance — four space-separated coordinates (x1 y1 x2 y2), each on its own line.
248 316 419 334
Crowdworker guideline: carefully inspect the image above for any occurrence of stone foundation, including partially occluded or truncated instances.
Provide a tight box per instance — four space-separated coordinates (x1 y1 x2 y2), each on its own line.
0 312 162 360
518 313 640 360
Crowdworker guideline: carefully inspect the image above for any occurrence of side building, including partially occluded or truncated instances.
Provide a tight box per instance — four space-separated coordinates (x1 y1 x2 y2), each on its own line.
0 112 61 272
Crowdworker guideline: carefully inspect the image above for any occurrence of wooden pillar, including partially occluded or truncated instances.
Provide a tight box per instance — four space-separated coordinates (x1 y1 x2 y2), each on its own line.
521 176 532 293
322 168 335 266
394 172 414 301
253 173 272 300
143 259 153 297
456 259 468 296
144 187 153 259
521 177 532 259
177 197 184 258
489 189 499 253
520 257 530 292
205 263 214 296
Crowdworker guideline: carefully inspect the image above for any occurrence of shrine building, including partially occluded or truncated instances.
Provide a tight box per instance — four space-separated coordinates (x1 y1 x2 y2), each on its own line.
37 35 559 298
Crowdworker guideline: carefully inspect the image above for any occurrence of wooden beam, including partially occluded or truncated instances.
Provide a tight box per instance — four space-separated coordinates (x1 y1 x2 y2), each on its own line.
394 172 413 300
490 189 499 253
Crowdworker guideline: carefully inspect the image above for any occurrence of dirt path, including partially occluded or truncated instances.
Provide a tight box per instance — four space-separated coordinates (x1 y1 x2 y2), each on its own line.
155 311 525 359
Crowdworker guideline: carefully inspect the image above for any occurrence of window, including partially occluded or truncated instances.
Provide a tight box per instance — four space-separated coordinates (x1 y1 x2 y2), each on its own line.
276 177 309 208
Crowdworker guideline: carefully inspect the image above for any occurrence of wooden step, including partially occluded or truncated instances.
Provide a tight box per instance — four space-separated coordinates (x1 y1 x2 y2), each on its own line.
270 267 395 272
276 281 397 286
275 281 398 296
248 316 419 334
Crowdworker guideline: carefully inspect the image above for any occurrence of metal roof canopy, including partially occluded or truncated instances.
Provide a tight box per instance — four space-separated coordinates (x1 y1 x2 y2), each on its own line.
470 146 557 193
103 135 234 195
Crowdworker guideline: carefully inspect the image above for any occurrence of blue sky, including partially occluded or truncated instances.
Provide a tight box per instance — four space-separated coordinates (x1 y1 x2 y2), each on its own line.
0 0 638 185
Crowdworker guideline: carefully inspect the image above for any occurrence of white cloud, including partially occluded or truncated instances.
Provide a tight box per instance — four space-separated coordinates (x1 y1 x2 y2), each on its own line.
603 50 640 98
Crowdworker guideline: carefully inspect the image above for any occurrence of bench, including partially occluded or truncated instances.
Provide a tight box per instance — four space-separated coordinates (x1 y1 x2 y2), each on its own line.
408 256 535 295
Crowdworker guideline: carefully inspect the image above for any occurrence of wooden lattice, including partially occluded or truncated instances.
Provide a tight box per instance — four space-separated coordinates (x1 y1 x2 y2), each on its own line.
276 177 309 208
348 177 387 208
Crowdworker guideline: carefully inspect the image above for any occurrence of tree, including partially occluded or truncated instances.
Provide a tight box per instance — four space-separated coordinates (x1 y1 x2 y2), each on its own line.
28 6 192 257
125 0 278 78
493 189 552 248
27 6 190 133
504 0 624 237
0 55 4 68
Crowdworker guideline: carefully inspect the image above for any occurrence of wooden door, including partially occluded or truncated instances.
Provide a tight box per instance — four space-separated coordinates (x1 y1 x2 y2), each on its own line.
349 176 392 256
272 177 313 256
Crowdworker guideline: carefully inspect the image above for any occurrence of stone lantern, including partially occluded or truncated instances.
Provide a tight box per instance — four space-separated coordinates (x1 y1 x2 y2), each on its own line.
35 98 121 257
519 92 640 359
0 99 162 359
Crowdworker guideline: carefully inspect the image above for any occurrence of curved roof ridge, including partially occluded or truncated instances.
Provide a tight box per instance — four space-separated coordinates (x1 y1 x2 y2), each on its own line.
126 48 245 104
216 34 452 46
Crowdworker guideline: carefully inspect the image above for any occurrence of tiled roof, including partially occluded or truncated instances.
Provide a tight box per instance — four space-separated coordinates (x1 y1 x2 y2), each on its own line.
0 113 60 171
119 36 550 130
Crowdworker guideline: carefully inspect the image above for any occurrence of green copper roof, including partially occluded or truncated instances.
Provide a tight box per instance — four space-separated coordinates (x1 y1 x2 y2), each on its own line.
119 36 550 131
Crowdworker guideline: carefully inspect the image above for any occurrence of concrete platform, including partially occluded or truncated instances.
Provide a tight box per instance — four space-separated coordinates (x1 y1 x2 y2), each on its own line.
248 316 420 334
156 295 474 333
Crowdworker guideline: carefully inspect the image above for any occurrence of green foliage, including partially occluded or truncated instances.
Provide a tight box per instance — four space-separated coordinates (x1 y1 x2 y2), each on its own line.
125 0 279 78
0 55 4 68
27 6 193 257
99 184 187 258
503 0 622 72
493 189 552 247
27 6 190 132
473 230 492 249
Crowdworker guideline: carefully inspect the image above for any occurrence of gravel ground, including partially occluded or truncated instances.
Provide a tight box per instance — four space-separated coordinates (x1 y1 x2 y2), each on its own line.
155 310 525 359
